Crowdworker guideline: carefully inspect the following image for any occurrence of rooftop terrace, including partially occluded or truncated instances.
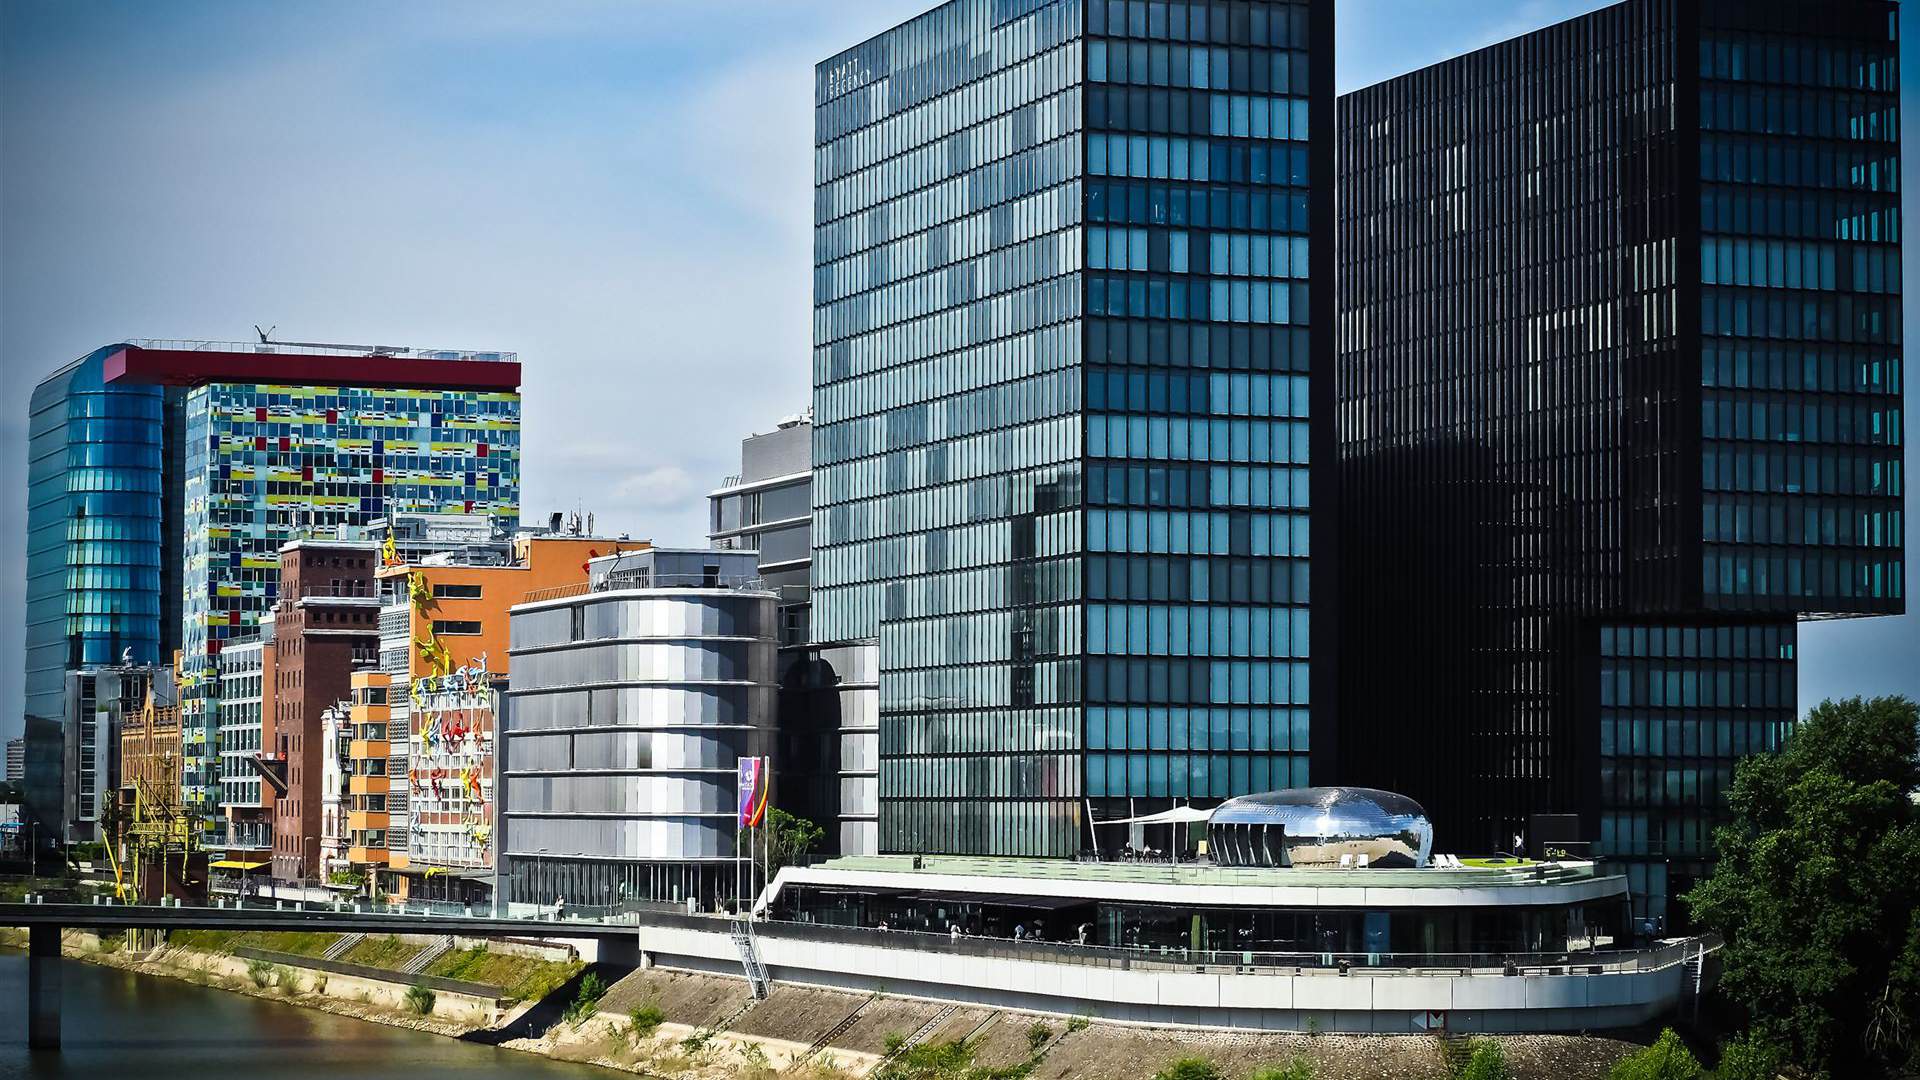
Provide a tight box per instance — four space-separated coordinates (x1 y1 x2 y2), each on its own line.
808 854 1602 891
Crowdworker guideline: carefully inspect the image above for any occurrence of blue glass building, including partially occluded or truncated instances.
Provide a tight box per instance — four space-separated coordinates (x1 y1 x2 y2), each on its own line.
812 0 1334 857
23 346 174 849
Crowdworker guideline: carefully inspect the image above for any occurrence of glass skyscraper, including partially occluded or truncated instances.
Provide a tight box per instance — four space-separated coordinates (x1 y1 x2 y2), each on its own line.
23 346 175 851
812 0 1333 857
1336 0 1900 923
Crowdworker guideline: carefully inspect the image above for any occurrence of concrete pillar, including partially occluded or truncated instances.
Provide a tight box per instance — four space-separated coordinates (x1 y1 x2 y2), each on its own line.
28 923 60 1050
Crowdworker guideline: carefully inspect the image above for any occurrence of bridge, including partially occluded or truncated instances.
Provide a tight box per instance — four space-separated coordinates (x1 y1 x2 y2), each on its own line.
2 897 672 1049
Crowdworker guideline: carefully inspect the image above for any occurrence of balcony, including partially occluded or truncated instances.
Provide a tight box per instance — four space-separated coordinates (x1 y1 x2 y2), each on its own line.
347 845 391 866
349 739 389 759
348 774 389 796
347 810 389 833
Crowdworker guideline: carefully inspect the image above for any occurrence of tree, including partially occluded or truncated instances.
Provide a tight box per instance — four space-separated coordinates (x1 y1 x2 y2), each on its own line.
1607 1029 1703 1080
1686 696 1920 1078
740 808 824 877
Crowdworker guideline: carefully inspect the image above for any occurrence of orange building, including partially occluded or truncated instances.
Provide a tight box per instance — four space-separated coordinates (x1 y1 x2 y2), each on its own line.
346 670 395 869
364 528 649 900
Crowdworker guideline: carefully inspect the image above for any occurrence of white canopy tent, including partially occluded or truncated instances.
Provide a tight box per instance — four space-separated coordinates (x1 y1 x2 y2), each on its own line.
1092 805 1212 826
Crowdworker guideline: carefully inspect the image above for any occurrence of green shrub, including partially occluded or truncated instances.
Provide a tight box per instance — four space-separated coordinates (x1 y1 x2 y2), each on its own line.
246 958 274 988
1153 1057 1226 1080
1026 1021 1053 1052
883 1031 907 1055
1248 1060 1315 1080
404 983 437 1015
1710 1033 1784 1080
276 971 302 995
628 1003 666 1044
562 970 608 1028
1066 1015 1091 1033
1457 1040 1513 1080
1608 1029 1704 1080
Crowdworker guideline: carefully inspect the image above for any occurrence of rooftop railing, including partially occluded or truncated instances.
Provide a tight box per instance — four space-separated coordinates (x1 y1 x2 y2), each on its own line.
125 338 517 362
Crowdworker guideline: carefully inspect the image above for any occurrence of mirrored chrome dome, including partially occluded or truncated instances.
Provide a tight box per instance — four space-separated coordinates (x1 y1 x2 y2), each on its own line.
1208 787 1434 868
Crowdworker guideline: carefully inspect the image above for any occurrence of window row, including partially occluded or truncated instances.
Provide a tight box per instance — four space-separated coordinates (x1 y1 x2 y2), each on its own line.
1701 393 1900 447
1088 507 1309 558
1089 133 1310 183
1088 226 1310 280
1083 656 1309 707
1086 750 1307 799
1087 179 1310 233
1088 412 1310 466
1599 712 1790 762
1087 552 1310 605
1700 236 1899 295
1701 85 1896 143
1091 367 1309 417
1598 660 1793 711
1701 135 1898 193
1597 768 1733 819
1088 602 1308 659
1089 704 1309 753
1094 462 1309 514
1088 274 1309 325
1699 34 1896 92
1701 547 1904 602
1700 443 1900 496
1701 342 1900 396
1701 184 1898 243
1087 0 1312 49
1702 495 1901 550
1093 37 1308 100
1700 288 1899 345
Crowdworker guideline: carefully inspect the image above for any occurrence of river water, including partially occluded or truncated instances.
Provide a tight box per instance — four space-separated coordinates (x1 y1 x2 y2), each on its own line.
0 951 616 1079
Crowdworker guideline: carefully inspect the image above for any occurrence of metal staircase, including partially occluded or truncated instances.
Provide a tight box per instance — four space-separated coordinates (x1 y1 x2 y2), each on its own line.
798 993 880 1065
322 932 364 961
898 1003 960 1053
402 935 454 975
730 921 770 1000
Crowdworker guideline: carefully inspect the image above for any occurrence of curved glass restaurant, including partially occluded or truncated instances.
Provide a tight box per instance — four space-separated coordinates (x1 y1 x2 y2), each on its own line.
768 790 1630 960
767 855 1630 961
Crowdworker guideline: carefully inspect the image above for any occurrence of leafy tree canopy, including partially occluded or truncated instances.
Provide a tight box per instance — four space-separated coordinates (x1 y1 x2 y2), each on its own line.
1686 695 1920 1078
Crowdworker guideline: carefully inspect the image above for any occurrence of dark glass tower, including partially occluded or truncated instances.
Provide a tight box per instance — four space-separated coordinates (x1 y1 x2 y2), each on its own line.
1336 0 1901 922
812 0 1335 857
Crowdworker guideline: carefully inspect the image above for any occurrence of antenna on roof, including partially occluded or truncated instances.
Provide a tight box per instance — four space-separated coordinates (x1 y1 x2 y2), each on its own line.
254 325 277 344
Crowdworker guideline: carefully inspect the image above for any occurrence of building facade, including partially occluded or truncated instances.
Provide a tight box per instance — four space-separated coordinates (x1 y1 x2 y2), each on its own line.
23 346 176 854
59 664 162 843
172 345 522 836
269 539 381 881
217 635 275 855
711 415 880 855
811 0 1336 857
366 517 649 899
1335 0 1902 922
501 548 777 911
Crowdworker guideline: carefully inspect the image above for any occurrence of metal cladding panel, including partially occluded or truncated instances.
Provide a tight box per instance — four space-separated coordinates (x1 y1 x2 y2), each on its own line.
103 347 522 392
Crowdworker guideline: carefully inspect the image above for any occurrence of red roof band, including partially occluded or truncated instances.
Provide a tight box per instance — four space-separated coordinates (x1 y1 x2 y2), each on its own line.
103 346 521 392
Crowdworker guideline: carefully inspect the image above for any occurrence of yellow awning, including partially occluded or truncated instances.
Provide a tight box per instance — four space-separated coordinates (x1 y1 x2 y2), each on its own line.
210 859 269 871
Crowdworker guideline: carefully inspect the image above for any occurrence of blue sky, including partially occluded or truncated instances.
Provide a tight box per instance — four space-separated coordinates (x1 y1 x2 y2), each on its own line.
0 1 1913 740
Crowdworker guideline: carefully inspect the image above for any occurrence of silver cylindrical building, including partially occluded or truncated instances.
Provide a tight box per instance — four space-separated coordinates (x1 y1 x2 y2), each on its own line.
501 549 775 912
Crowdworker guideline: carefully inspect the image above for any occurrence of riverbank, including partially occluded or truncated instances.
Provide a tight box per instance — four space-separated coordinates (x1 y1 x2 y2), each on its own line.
4 927 1654 1079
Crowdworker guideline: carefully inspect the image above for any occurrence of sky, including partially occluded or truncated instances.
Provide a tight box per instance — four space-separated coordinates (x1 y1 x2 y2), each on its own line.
1 0 1914 743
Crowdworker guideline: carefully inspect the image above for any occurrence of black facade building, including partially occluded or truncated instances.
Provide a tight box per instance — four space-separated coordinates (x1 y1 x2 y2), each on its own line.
1335 0 1902 922
813 0 1336 858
